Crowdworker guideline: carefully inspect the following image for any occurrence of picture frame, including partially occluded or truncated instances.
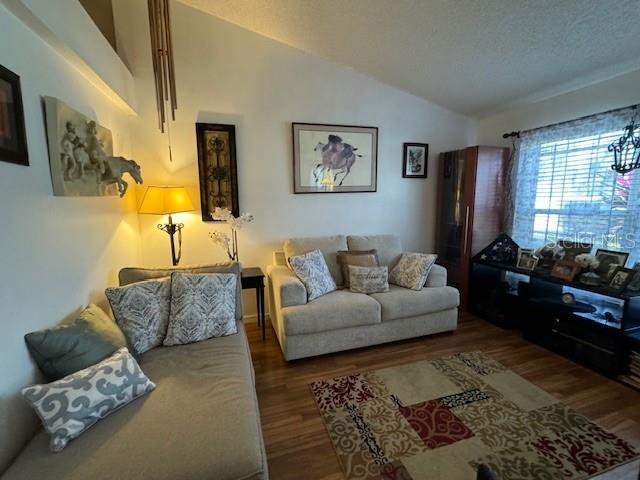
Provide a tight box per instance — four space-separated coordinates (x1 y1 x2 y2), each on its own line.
0 63 28 166
607 266 634 292
625 262 640 292
516 248 538 270
402 142 428 178
550 260 579 282
594 249 629 280
196 123 239 221
292 123 378 193
557 239 592 261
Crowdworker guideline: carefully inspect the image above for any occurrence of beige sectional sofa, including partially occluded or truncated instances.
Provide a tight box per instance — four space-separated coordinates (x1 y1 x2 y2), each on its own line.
267 235 459 360
2 265 267 480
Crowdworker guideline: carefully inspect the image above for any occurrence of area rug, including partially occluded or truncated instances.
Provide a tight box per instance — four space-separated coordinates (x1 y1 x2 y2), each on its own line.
309 352 638 480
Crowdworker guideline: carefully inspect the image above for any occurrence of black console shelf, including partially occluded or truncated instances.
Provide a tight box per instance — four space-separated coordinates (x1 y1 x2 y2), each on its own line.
470 259 640 377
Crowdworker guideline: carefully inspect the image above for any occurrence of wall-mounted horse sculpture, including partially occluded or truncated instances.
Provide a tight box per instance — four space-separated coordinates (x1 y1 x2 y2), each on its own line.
313 134 362 186
102 157 143 197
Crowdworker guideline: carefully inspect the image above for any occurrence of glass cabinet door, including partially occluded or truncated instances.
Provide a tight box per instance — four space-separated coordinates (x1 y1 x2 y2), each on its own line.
436 150 467 269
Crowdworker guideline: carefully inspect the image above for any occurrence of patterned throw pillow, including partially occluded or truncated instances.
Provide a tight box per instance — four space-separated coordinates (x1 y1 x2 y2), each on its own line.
349 265 389 294
21 347 155 452
389 253 438 290
288 249 337 301
105 277 171 355
337 250 379 288
163 273 237 346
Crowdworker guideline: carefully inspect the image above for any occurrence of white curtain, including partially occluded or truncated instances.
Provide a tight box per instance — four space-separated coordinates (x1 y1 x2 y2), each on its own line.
511 106 640 265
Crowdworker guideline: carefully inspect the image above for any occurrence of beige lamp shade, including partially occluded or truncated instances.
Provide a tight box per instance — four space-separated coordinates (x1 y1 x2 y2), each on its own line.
138 186 195 215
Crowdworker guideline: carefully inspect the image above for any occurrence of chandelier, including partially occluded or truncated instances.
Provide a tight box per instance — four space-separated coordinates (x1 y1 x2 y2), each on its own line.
609 106 640 174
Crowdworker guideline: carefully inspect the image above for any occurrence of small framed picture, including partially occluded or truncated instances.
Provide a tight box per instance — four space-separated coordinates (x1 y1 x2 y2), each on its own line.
557 239 592 261
607 266 634 292
0 63 28 166
626 262 640 292
402 143 428 178
551 260 579 282
594 249 629 280
516 248 538 270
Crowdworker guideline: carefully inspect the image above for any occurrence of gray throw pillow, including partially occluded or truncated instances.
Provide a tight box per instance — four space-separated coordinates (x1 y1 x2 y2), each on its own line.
163 273 237 346
389 253 438 290
105 277 171 355
21 347 155 452
349 265 389 294
288 249 337 300
24 304 127 381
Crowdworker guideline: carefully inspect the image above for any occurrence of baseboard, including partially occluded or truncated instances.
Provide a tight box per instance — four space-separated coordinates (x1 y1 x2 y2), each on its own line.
243 313 271 324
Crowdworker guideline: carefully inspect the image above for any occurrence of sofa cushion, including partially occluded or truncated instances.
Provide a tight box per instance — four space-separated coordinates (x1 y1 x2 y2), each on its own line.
369 285 460 322
164 273 238 346
349 265 389 294
389 253 438 290
22 348 155 452
2 323 267 480
24 304 128 381
282 290 381 335
288 249 337 301
284 235 348 285
337 249 379 288
118 262 243 321
106 278 171 355
347 235 403 268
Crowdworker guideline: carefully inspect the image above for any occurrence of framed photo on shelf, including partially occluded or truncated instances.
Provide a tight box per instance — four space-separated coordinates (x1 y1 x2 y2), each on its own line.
550 260 579 282
608 266 634 292
594 249 629 280
516 248 538 270
0 63 28 166
292 123 378 193
402 143 428 178
626 262 640 292
557 240 592 261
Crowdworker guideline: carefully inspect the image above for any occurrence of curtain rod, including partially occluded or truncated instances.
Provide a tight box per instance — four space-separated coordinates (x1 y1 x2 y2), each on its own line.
502 103 638 139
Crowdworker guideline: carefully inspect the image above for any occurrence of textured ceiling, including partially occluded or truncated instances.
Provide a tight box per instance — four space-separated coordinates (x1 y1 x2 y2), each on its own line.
177 0 640 116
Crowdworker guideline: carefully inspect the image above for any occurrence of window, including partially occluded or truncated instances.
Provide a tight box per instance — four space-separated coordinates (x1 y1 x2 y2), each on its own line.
511 107 640 264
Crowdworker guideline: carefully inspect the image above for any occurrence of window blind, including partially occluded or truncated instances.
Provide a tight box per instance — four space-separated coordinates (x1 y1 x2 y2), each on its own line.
511 107 640 265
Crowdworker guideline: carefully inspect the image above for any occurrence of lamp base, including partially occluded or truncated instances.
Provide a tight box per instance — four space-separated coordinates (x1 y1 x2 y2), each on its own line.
157 214 184 266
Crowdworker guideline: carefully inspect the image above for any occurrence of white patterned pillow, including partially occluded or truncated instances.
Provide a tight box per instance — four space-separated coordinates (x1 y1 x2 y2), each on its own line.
288 249 337 301
21 347 155 452
389 253 438 290
349 265 389 294
164 273 237 346
105 277 171 355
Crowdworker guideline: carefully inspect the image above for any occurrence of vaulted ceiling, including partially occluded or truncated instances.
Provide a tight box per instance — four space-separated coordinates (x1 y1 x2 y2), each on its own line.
178 0 640 116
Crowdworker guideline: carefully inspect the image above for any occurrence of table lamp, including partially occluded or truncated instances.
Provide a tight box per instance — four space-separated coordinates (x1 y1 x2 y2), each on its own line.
138 186 195 266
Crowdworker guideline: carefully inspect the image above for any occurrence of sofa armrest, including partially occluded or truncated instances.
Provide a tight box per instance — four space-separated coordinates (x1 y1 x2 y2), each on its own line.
425 264 447 288
267 265 307 308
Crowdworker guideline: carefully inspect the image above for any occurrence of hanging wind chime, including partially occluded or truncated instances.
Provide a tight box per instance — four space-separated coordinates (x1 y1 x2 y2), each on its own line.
609 106 640 174
148 0 178 160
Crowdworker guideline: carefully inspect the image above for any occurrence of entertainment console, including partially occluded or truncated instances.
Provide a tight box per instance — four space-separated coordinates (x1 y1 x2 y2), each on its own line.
470 259 640 378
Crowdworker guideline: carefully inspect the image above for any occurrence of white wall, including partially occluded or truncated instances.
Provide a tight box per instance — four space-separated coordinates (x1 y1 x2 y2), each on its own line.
0 4 141 472
477 69 640 145
113 0 476 317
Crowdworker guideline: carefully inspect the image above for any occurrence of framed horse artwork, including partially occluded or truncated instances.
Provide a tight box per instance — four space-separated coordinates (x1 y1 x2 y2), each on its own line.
292 123 378 193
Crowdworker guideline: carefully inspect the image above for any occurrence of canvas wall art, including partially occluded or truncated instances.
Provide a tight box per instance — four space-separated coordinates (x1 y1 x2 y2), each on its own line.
196 123 239 221
44 97 142 197
0 64 28 166
292 123 377 193
403 142 428 178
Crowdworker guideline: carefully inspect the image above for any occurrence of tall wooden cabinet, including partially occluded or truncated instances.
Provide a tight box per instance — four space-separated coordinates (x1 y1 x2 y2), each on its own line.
435 146 509 309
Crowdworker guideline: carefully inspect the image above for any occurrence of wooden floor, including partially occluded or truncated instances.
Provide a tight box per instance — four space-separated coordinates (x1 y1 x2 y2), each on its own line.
245 312 640 480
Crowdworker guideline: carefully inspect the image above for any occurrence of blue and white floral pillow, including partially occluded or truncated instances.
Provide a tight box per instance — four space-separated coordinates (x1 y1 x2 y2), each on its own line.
22 347 155 452
289 249 337 300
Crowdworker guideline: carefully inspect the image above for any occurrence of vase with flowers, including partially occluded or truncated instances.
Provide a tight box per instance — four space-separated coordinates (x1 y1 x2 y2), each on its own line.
208 207 254 262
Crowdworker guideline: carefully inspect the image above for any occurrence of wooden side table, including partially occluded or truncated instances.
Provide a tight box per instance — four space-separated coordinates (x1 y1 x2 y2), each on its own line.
241 267 266 340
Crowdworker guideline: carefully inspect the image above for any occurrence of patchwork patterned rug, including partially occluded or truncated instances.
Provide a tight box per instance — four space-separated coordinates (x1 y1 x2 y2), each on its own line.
310 352 638 480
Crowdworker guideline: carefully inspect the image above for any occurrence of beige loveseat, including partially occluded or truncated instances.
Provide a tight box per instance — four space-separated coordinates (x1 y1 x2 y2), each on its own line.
2 264 268 480
267 235 459 360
